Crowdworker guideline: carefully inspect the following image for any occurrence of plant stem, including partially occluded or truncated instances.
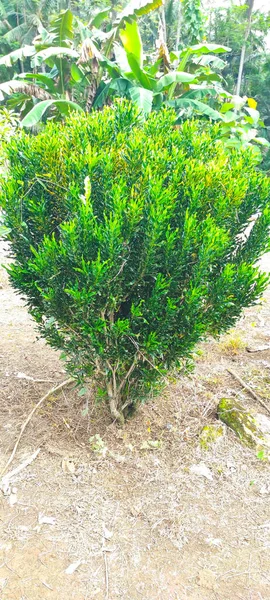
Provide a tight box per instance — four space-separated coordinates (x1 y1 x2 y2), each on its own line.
107 381 125 424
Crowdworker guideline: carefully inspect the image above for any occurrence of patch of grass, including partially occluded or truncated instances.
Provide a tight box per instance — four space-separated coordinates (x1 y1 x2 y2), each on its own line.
200 424 224 450
218 331 246 355
202 374 223 386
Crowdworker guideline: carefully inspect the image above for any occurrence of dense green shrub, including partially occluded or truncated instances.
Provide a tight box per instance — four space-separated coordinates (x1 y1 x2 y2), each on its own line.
1 102 270 422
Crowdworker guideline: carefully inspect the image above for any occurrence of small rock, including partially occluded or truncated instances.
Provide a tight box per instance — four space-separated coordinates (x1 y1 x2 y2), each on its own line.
164 423 173 431
62 458 76 474
218 398 270 449
190 463 213 481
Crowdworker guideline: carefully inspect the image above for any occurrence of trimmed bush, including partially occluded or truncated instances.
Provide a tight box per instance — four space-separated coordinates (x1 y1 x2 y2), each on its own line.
1 102 270 422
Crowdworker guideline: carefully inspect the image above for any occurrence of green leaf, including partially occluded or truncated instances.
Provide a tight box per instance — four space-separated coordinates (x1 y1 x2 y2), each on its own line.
99 54 122 78
110 77 133 93
176 43 230 71
90 8 110 28
0 225 10 237
147 58 162 76
18 73 57 93
129 86 153 113
156 71 197 92
114 43 131 72
120 20 143 67
192 54 226 69
21 99 84 127
187 43 231 55
257 449 266 461
50 9 74 46
70 63 83 83
92 83 111 109
126 53 155 90
32 47 79 67
0 45 35 67
181 87 219 100
175 98 223 120
115 0 164 26
222 110 238 123
78 387 87 397
220 102 235 114
244 106 260 125
255 137 270 147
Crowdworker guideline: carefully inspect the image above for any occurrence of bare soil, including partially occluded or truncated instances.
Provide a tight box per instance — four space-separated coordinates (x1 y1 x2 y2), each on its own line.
0 242 270 600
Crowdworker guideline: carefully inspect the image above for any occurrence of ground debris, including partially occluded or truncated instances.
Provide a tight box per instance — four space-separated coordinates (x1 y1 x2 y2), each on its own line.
65 560 82 575
38 513 56 526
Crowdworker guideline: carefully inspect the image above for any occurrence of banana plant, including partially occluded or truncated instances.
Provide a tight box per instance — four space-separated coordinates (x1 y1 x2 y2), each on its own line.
92 31 232 116
0 0 164 125
90 29 269 154
0 10 83 124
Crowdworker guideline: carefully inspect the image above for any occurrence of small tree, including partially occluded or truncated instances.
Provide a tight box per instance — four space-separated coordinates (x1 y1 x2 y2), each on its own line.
1 101 270 422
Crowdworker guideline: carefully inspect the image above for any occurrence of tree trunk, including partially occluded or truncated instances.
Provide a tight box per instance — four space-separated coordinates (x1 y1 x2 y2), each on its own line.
235 0 254 96
107 381 125 425
175 0 182 51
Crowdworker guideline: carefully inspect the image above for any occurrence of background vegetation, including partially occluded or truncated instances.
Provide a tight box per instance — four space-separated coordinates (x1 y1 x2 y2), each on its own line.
0 0 269 153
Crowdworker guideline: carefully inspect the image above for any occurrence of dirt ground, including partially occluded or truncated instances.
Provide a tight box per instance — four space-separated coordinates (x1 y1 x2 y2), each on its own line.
0 241 269 600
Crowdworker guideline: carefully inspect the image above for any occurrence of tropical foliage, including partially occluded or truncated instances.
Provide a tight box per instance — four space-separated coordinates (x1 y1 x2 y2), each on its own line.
0 0 268 159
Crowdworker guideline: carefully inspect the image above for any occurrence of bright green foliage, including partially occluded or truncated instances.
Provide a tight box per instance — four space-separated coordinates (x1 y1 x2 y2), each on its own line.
182 0 205 45
0 107 18 171
1 101 270 421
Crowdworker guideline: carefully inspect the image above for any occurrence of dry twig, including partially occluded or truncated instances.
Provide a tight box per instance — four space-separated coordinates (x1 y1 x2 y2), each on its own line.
0 378 74 477
103 548 109 600
227 368 270 415
246 344 270 353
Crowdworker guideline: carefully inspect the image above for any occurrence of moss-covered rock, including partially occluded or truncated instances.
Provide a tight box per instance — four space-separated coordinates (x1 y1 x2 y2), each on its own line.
218 398 270 449
200 424 224 450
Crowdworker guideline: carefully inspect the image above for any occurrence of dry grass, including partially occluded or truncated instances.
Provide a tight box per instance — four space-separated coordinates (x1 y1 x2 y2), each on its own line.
218 330 246 355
